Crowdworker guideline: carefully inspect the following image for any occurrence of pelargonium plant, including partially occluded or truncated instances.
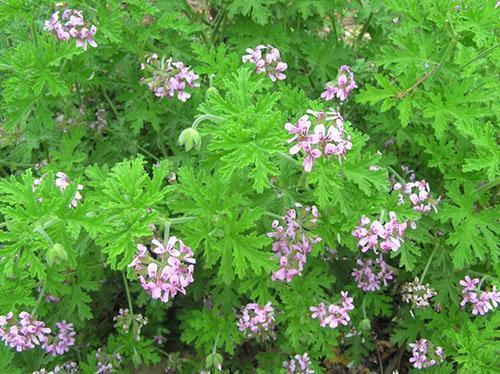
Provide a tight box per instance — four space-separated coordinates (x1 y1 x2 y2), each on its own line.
0 1 497 372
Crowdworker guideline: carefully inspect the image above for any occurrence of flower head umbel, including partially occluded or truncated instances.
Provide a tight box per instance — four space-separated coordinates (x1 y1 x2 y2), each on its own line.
44 9 97 50
237 302 275 340
402 277 437 309
352 211 409 254
352 257 394 292
242 45 287 81
42 321 76 356
54 172 84 208
310 291 354 329
283 353 314 374
128 236 196 303
0 311 51 352
96 348 123 374
409 339 444 369
140 54 199 102
321 65 357 102
267 204 320 282
393 179 440 214
285 109 352 172
113 308 148 341
459 276 499 316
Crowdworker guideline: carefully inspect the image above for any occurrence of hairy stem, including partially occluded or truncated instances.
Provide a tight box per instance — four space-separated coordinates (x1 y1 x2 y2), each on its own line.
122 272 134 315
420 243 439 283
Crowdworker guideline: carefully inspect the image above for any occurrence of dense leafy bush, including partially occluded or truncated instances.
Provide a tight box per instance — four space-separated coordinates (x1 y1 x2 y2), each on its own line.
0 0 498 372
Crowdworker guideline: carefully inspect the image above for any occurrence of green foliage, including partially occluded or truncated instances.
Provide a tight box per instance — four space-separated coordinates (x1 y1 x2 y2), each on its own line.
0 0 497 372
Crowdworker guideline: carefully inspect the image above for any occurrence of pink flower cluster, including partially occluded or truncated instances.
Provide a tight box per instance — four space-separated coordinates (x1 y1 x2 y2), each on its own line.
96 348 123 374
237 302 275 340
409 339 444 369
285 109 352 172
140 54 199 102
55 172 84 208
393 180 439 213
0 312 75 355
43 321 76 356
0 312 50 352
242 45 287 81
128 236 196 303
267 204 320 282
310 291 354 329
44 9 97 50
321 65 357 102
352 212 409 254
283 353 314 373
459 276 499 316
402 277 436 309
352 257 393 292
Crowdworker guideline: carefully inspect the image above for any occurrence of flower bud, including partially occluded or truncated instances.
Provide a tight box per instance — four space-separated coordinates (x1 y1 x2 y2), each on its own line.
46 243 68 266
205 352 223 370
178 127 201 152
205 86 219 99
359 318 371 331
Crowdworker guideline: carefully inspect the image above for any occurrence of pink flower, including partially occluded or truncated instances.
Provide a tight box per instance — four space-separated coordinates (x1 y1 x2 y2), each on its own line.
409 339 443 369
237 302 275 340
352 212 409 254
352 257 393 292
45 9 97 50
310 291 354 329
129 236 196 303
320 65 357 102
141 55 199 102
55 172 70 191
242 45 287 81
459 276 479 292
283 353 314 373
268 205 320 283
285 109 351 172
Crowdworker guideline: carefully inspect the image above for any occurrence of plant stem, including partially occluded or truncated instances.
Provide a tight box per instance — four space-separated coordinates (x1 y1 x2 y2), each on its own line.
31 283 46 317
330 13 338 45
102 89 119 118
122 272 134 315
386 166 406 184
192 114 224 129
34 226 54 247
277 151 298 164
212 334 220 355
356 11 373 43
473 178 499 193
461 43 498 69
264 211 283 220
164 220 171 245
420 243 439 283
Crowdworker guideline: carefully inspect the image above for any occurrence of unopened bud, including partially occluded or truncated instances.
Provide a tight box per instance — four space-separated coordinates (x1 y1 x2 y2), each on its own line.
178 127 201 152
46 243 68 266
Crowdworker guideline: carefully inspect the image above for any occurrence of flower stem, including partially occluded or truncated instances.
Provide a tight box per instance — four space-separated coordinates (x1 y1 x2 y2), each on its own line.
420 243 439 284
192 114 224 129
31 283 46 317
122 272 134 315
386 166 406 184
264 211 283 220
34 226 54 247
